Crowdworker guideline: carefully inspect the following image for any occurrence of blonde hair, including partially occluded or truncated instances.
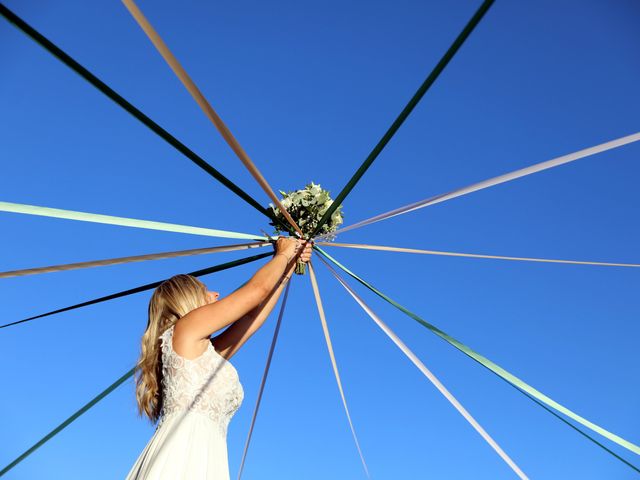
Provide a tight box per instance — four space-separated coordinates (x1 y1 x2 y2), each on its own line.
135 274 208 422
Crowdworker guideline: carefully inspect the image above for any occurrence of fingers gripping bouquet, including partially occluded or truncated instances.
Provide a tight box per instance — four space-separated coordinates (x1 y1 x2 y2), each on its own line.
269 182 344 274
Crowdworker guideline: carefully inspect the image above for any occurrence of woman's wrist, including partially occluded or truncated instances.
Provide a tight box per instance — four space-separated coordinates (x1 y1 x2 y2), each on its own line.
274 252 292 264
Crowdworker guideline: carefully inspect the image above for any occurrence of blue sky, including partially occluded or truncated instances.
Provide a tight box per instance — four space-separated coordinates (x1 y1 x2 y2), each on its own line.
1 0 639 478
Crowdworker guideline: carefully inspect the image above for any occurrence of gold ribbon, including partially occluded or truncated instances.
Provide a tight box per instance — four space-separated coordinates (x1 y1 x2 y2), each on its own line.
0 241 269 279
308 262 370 478
121 0 302 237
317 242 640 268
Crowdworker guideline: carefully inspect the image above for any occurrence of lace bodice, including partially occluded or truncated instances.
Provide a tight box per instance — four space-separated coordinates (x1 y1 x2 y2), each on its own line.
157 325 244 437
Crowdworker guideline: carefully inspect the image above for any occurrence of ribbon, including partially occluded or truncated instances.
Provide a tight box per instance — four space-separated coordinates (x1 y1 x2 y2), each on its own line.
0 241 270 279
321 256 528 479
0 4 268 218
121 0 301 237
322 132 640 239
311 0 495 236
0 367 135 477
316 242 640 269
0 201 264 241
308 262 370 477
314 246 640 457
237 281 291 479
0 251 272 329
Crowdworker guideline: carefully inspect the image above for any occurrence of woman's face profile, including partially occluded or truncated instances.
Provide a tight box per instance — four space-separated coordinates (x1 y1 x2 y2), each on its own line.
204 289 220 305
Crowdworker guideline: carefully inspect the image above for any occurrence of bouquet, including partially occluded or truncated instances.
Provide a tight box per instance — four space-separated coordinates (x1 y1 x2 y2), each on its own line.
269 182 344 274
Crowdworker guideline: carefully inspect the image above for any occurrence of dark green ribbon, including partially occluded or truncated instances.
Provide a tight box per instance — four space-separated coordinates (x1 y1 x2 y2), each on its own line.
312 0 495 236
0 3 271 221
520 389 640 474
0 368 135 477
0 250 274 476
0 251 271 329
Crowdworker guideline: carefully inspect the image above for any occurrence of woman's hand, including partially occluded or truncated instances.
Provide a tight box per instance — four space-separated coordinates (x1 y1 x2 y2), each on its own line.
275 236 301 262
274 237 313 264
298 240 313 264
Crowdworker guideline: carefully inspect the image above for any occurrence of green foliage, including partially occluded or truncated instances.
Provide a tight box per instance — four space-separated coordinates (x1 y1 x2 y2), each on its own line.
269 182 344 239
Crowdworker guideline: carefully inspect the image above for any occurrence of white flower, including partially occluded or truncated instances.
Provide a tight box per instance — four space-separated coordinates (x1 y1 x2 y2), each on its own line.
271 183 342 239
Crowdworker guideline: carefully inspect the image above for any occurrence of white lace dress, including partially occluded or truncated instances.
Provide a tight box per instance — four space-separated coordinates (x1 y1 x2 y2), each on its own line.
126 325 244 480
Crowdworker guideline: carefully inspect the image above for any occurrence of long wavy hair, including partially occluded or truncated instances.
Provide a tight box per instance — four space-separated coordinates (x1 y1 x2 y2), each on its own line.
135 274 208 422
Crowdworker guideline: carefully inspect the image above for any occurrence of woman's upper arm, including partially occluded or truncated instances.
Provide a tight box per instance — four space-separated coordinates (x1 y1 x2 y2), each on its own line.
176 282 268 341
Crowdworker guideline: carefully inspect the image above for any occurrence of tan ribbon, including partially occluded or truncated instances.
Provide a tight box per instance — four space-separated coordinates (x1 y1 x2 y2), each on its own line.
308 262 370 478
0 241 269 279
317 242 640 268
237 281 291 480
320 256 528 479
121 0 302 237
317 132 640 239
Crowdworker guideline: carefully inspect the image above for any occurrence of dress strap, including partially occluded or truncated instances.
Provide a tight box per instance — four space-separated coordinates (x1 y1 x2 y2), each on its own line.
159 324 176 357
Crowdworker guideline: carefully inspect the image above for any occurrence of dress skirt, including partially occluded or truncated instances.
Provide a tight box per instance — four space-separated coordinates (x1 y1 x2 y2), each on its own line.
125 410 230 480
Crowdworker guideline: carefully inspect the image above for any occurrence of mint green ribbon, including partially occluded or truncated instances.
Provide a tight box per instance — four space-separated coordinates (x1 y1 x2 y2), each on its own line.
0 201 265 241
315 246 640 458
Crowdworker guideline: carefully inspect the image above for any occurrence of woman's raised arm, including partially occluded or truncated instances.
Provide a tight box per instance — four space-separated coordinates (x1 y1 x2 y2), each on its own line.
174 237 301 350
211 240 313 359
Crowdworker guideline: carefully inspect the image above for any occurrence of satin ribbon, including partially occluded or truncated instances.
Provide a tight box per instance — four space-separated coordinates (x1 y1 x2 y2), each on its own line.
121 0 302 237
0 242 270 279
308 262 370 477
0 4 267 218
321 256 528 479
314 246 640 457
0 367 135 477
0 252 272 330
311 0 495 236
318 131 640 239
316 242 640 268
0 201 264 241
237 281 291 480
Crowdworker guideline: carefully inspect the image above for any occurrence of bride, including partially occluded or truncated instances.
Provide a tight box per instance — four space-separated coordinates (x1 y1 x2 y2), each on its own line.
126 237 312 479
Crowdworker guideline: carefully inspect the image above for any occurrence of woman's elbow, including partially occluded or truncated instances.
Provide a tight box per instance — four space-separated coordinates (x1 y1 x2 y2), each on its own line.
251 280 272 305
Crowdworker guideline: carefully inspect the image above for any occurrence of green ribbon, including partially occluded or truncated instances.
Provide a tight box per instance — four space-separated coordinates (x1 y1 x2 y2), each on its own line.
0 251 272 329
520 389 640 474
311 0 495 237
0 201 265 241
314 246 640 459
0 251 274 476
0 367 135 477
0 3 269 219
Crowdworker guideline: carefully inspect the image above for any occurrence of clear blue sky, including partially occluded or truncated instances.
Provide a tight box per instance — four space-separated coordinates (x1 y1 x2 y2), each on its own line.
1 1 639 478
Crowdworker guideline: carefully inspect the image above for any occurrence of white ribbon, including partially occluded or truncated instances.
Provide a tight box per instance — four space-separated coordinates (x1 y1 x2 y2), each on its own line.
308 262 370 478
317 242 640 268
318 132 640 239
320 256 528 479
